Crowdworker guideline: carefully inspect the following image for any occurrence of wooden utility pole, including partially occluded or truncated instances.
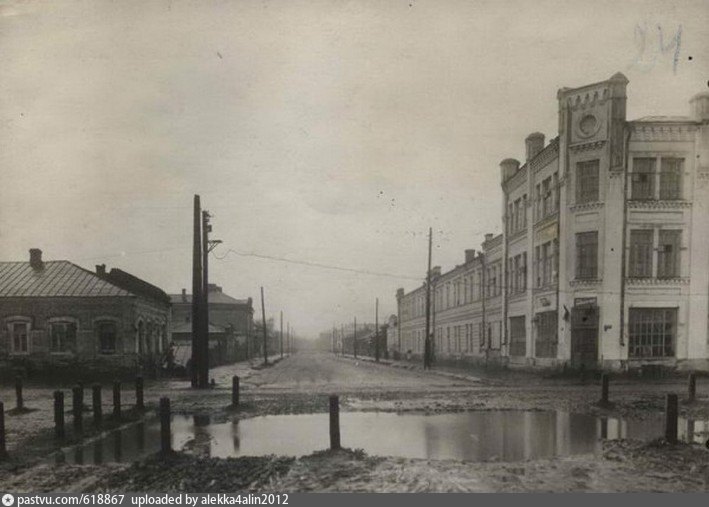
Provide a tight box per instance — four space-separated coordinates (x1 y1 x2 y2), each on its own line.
375 297 380 362
199 210 211 388
424 227 432 370
261 287 268 365
287 322 290 354
353 317 358 358
340 323 344 356
191 195 202 388
280 311 284 359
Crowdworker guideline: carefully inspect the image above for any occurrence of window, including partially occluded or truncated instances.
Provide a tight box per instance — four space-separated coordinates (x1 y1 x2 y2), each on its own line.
657 230 681 279
50 321 77 353
535 311 558 358
631 158 656 200
576 231 598 279
542 177 552 217
629 230 653 278
509 316 526 357
542 242 552 286
9 321 30 354
535 184 541 221
522 194 528 227
576 160 599 204
660 158 683 200
628 308 676 358
521 252 527 291
98 320 117 354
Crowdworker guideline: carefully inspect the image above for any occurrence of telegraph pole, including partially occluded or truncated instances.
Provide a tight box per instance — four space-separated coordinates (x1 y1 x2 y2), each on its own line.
280 311 284 359
340 323 344 356
261 287 268 365
191 195 202 388
353 317 357 358
199 211 209 388
424 227 432 370
287 322 290 354
375 298 380 362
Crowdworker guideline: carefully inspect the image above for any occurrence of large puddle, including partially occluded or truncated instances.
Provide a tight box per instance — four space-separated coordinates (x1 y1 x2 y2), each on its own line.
56 411 709 465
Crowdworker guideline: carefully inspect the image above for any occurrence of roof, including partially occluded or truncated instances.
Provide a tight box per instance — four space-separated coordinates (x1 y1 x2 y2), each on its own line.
632 115 694 123
171 321 226 334
0 261 131 298
102 268 170 305
169 292 252 306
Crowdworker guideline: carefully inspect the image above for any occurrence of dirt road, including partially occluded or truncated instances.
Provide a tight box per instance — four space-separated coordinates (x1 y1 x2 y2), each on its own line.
2 351 709 492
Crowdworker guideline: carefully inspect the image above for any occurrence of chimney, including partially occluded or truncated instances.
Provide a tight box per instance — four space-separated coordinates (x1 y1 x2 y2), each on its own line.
430 266 442 278
181 288 187 302
525 132 545 161
29 249 44 270
207 283 221 293
484 233 494 243
499 158 520 182
95 264 106 276
690 91 709 122
465 249 476 264
396 288 405 300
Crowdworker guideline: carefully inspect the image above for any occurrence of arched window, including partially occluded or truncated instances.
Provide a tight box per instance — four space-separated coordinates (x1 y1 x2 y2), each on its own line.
48 317 78 354
6 317 31 354
96 320 118 354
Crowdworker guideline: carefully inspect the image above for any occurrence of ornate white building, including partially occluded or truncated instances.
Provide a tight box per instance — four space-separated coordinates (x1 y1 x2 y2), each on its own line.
397 73 709 371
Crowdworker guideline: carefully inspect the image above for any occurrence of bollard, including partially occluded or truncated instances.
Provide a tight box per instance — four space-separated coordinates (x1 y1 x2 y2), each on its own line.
159 397 171 453
92 384 102 427
135 376 144 411
232 376 239 408
600 373 610 406
688 373 696 403
72 385 83 433
15 375 23 410
113 381 121 420
329 395 341 450
665 393 678 444
0 401 6 459
54 391 65 439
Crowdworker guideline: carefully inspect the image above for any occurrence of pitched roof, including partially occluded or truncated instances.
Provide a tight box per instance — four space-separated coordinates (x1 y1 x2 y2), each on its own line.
169 292 251 306
0 261 131 298
102 268 170 305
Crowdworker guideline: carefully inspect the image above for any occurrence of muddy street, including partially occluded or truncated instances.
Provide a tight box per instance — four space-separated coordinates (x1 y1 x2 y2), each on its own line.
2 351 709 492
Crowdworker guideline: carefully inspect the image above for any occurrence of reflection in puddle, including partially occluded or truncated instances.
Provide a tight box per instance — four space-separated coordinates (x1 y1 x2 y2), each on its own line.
57 411 709 465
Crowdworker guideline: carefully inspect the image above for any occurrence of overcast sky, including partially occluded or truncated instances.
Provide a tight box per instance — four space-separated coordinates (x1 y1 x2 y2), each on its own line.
1 0 707 338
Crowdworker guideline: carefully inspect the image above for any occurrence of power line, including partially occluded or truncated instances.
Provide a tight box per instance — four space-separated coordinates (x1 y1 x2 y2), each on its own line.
212 248 422 281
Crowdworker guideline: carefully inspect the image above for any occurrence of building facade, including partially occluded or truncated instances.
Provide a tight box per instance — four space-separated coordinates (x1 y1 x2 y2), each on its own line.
0 249 171 376
170 284 253 365
396 73 709 371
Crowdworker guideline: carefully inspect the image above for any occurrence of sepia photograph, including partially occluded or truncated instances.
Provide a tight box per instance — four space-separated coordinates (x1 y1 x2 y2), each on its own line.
1 0 709 500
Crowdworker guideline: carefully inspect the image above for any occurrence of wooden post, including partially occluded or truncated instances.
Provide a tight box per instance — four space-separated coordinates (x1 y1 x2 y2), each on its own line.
375 298 380 363
72 385 83 433
92 384 102 427
280 310 284 359
329 395 341 450
665 393 678 444
353 317 357 359
600 373 609 406
113 381 121 420
261 286 268 365
15 375 23 410
424 227 432 370
232 376 240 407
136 376 144 411
160 397 171 453
54 391 65 439
192 194 203 388
0 401 6 459
688 373 696 403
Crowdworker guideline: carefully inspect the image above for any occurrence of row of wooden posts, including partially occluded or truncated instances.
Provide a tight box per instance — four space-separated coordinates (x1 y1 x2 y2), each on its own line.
0 375 146 460
598 372 699 444
0 372 700 459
